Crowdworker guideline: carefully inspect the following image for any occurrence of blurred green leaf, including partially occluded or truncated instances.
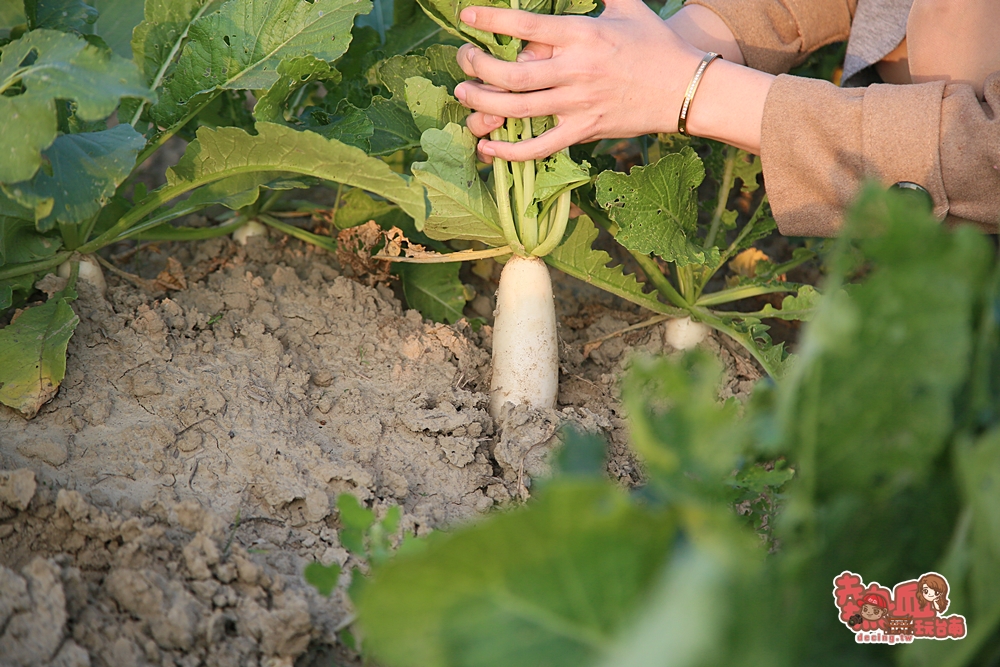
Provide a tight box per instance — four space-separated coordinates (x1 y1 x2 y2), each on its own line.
358 481 676 667
304 561 342 597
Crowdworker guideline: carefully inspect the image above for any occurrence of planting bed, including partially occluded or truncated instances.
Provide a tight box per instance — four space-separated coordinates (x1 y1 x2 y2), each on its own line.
0 236 760 667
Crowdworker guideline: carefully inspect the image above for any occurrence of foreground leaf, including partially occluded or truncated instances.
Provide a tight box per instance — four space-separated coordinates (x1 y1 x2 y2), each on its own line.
255 56 339 123
545 216 681 316
411 123 506 246
3 125 145 231
398 262 467 323
358 482 676 667
0 29 153 183
153 0 371 126
596 147 715 267
0 281 79 418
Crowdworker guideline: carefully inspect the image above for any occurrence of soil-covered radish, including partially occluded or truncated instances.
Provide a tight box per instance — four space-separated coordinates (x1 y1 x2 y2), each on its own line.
233 220 268 246
489 255 559 418
58 255 106 294
665 316 710 350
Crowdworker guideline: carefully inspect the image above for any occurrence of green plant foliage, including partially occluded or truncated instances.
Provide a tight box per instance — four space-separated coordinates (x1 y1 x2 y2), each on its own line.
164 123 428 227
595 147 717 268
151 0 371 126
357 482 676 667
130 0 217 88
2 125 145 231
0 275 78 418
304 561 342 597
253 55 339 123
89 0 146 57
0 29 152 183
349 190 1000 667
411 123 506 246
543 215 681 316
25 0 98 32
398 262 467 324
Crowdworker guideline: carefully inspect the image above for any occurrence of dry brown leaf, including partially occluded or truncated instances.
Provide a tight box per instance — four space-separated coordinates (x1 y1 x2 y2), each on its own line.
154 257 188 291
729 248 770 278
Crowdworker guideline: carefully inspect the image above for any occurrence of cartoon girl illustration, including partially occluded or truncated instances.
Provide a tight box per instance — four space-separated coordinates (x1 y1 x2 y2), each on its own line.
917 574 949 614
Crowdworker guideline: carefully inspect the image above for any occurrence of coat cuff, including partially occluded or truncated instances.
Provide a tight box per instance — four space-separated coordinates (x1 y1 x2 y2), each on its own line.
685 0 855 74
760 75 948 236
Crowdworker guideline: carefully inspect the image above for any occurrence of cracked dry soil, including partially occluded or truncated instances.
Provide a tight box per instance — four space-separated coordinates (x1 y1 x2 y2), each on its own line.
0 236 760 667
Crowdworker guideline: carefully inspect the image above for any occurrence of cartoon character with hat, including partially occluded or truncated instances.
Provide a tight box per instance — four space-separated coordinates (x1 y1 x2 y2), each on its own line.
848 593 891 631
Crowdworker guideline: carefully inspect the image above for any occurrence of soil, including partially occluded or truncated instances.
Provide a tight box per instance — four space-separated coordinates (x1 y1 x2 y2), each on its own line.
0 233 761 667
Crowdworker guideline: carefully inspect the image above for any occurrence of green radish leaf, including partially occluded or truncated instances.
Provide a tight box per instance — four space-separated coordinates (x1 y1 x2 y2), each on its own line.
732 151 762 194
0 29 153 184
304 561 342 597
374 46 465 97
2 125 145 232
381 5 458 58
398 262 467 323
254 56 341 123
544 216 681 316
0 192 34 222
130 0 217 87
332 189 395 231
159 173 311 224
0 218 63 266
25 0 98 32
0 280 79 419
750 285 822 321
412 123 506 246
532 152 590 205
165 122 428 227
152 0 371 127
596 147 716 267
89 0 145 58
365 96 423 156
404 76 468 132
357 482 676 667
301 99 375 151
0 5 26 29
338 493 375 557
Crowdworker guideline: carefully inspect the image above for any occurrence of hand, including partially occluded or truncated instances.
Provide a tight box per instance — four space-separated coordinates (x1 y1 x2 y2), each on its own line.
454 0 705 161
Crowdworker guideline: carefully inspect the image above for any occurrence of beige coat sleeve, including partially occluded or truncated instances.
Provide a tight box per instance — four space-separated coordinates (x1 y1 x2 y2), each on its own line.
684 0 857 74
760 72 1000 236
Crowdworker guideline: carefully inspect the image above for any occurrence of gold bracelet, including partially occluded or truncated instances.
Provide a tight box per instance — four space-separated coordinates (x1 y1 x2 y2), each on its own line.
677 52 722 136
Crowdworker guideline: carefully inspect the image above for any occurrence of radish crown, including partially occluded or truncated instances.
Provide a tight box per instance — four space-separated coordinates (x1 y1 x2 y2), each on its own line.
407 0 596 258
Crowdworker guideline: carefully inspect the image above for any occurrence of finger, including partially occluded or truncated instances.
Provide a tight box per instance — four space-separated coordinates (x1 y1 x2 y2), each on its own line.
479 123 580 162
465 111 506 138
454 82 563 119
517 42 554 62
458 45 564 91
460 6 580 46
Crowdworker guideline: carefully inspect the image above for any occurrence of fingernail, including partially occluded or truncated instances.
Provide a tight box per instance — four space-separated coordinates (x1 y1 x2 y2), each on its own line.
479 142 496 157
485 114 503 125
454 84 467 102
516 51 535 62
460 8 476 24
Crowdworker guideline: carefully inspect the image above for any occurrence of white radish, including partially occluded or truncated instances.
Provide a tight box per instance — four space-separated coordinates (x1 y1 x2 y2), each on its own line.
665 316 710 350
233 220 268 246
489 255 559 418
58 255 106 294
